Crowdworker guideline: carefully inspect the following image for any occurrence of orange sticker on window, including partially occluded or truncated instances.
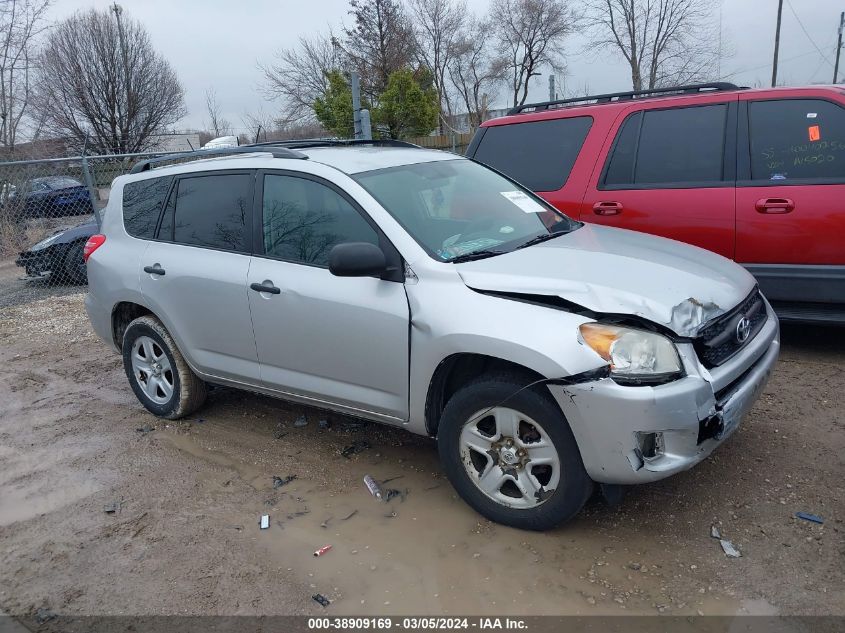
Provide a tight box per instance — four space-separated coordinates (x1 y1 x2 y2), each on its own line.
809 125 821 141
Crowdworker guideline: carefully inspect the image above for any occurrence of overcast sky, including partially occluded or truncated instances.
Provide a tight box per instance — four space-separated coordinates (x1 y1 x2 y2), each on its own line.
49 0 845 132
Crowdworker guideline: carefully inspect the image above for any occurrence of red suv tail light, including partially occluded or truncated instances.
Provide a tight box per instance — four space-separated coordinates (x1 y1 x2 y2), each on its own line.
83 234 106 262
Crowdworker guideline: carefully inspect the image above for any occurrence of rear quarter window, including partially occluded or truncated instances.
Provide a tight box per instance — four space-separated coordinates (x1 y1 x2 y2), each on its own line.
122 176 173 240
473 116 592 191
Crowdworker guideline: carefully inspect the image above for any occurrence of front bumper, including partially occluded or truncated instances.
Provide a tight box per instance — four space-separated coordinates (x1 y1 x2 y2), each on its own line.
15 248 61 277
550 302 780 484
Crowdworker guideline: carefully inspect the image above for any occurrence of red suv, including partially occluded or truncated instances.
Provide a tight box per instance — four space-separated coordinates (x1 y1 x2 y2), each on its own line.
467 83 845 324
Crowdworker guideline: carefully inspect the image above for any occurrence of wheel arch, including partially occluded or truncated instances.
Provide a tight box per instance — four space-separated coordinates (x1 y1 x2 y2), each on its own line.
111 301 154 349
424 353 546 437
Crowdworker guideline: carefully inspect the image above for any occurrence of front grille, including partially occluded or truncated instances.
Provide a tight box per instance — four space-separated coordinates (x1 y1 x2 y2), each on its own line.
694 290 767 368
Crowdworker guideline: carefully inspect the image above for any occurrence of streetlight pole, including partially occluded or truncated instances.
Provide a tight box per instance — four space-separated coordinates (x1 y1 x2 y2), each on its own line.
834 12 844 84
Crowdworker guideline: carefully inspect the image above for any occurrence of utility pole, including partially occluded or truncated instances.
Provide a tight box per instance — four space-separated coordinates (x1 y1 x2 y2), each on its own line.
771 0 784 87
350 71 362 140
548 75 556 101
111 3 132 151
835 12 845 83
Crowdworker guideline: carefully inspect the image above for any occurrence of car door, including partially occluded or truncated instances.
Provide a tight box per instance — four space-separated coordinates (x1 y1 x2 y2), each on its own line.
247 171 410 422
735 94 845 304
580 99 738 259
139 171 260 383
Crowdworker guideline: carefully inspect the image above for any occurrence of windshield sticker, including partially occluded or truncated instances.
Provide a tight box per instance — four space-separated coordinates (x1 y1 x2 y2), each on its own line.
808 125 821 142
770 172 787 180
500 191 546 213
807 112 818 118
499 225 515 234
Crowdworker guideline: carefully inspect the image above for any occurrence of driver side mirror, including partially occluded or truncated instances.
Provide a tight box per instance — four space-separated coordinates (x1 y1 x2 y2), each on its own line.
328 242 387 278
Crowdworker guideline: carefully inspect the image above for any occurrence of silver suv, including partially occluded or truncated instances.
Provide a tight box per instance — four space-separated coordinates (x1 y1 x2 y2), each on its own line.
85 141 780 530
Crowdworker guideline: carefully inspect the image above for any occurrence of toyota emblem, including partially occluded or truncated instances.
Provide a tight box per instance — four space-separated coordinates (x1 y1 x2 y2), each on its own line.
735 316 752 344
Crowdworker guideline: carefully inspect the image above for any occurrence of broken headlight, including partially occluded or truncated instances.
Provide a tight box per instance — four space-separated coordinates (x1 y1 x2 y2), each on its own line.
579 323 683 385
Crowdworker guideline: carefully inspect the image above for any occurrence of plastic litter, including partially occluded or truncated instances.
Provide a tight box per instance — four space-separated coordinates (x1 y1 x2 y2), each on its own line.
103 501 121 514
135 424 154 435
710 525 721 539
342 510 358 521
318 419 331 430
312 594 330 607
313 544 333 557
341 439 371 458
259 514 270 529
293 415 308 428
719 539 741 558
795 512 823 524
384 488 408 503
272 475 297 489
364 474 383 499
35 608 56 624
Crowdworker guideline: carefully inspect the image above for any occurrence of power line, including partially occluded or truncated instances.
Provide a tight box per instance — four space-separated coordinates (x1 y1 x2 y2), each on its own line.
785 0 835 68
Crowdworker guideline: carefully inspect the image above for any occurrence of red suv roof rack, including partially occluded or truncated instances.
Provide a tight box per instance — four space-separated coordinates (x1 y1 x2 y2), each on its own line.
508 82 745 115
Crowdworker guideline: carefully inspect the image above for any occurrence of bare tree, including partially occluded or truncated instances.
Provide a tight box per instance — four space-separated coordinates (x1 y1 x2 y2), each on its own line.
339 0 416 101
259 31 342 125
491 0 576 108
34 7 185 154
448 16 506 129
204 87 231 137
0 0 51 151
408 0 465 129
586 0 720 91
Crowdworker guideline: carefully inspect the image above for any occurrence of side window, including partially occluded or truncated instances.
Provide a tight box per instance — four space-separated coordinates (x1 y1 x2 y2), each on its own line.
602 104 728 187
122 176 172 239
172 173 253 252
749 98 845 182
262 174 379 267
473 116 593 191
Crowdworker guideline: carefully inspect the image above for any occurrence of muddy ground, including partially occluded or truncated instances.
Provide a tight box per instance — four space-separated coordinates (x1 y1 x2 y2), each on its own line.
0 280 843 619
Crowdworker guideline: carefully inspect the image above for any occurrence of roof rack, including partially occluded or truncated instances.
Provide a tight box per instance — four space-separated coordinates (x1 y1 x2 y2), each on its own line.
129 145 307 174
247 138 420 150
508 82 744 115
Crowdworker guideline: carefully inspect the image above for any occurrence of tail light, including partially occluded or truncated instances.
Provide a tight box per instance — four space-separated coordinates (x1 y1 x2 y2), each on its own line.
83 234 106 262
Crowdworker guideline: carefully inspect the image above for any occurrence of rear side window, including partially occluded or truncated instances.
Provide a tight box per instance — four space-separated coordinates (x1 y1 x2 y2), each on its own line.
473 117 592 191
261 174 379 266
122 176 172 239
603 104 728 187
748 98 845 182
172 173 253 252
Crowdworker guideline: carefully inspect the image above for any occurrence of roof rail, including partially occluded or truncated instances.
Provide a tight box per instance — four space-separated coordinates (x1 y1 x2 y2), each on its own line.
247 138 420 150
129 145 307 174
508 82 744 115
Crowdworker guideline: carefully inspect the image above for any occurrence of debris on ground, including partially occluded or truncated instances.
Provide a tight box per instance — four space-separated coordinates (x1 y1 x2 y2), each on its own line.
259 515 270 529
381 475 404 484
196 418 206 424
273 422 287 439
318 418 331 430
312 594 330 607
35 607 56 624
795 512 824 524
313 544 332 557
342 510 358 521
293 415 308 428
103 501 121 514
384 488 408 503
384 511 397 518
135 424 154 435
364 474 383 499
341 439 371 458
719 539 741 558
320 518 330 528
272 475 297 489
340 420 366 432
710 525 722 539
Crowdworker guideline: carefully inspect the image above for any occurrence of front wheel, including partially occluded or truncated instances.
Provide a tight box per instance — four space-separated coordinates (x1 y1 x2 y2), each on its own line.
122 315 207 419
437 374 593 530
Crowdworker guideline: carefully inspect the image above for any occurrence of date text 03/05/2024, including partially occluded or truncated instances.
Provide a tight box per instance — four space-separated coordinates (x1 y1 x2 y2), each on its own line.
307 617 528 630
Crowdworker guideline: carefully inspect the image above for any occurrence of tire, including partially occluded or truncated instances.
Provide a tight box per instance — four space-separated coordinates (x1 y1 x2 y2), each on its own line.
437 373 593 530
122 315 207 419
62 240 87 285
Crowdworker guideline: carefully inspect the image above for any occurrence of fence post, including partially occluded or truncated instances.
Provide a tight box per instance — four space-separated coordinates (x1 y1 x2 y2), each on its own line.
80 152 102 229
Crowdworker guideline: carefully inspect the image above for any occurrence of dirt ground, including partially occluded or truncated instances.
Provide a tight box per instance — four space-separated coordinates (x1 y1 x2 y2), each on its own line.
0 277 843 619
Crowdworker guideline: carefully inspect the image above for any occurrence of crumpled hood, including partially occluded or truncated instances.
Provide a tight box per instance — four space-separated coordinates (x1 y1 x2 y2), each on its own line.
456 224 756 337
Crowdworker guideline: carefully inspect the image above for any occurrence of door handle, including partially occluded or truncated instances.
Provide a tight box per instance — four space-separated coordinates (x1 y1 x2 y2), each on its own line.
250 281 281 295
593 201 623 216
143 264 165 276
755 197 794 214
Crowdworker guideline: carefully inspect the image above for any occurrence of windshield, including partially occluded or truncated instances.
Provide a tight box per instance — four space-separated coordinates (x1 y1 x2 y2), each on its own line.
353 159 578 261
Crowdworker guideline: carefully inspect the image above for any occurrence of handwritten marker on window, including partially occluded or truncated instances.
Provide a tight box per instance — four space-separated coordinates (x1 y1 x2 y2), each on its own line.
809 125 821 142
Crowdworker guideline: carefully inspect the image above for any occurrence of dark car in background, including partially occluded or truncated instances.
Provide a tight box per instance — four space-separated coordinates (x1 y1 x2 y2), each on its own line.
15 216 98 284
5 176 93 219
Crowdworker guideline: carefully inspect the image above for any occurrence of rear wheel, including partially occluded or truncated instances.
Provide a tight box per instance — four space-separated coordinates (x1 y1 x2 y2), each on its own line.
122 316 206 419
437 373 592 530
